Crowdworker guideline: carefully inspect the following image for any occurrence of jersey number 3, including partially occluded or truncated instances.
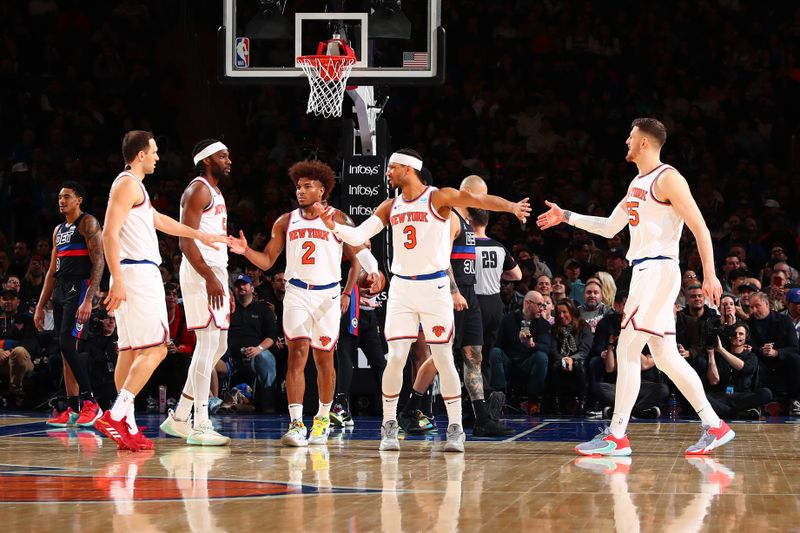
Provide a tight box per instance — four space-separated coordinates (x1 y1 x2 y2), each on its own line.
625 201 640 226
402 226 417 249
301 241 316 264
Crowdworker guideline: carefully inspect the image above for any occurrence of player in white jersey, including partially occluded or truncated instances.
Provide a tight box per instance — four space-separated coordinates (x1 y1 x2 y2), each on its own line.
95 130 227 452
160 139 233 446
537 118 734 456
229 160 382 447
315 148 530 453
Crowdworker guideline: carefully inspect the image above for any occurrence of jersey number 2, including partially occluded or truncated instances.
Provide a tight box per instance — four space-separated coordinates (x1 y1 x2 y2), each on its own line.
625 201 640 226
301 241 316 264
402 226 417 249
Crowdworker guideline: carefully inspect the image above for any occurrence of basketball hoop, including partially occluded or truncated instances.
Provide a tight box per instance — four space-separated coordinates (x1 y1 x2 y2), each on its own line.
298 38 357 118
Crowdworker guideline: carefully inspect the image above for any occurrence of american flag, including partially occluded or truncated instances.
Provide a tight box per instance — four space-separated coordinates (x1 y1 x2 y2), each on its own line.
402 51 429 68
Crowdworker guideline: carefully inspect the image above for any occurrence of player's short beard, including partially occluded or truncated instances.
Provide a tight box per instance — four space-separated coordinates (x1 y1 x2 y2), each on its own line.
211 164 227 181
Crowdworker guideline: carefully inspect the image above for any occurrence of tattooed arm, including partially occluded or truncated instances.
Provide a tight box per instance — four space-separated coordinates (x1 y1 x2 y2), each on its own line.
78 214 105 324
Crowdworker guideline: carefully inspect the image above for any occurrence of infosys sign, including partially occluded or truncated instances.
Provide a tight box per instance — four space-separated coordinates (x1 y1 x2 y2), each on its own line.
341 156 386 224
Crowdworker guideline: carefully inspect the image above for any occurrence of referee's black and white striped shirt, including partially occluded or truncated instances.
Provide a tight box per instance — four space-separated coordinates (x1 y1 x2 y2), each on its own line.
475 237 517 296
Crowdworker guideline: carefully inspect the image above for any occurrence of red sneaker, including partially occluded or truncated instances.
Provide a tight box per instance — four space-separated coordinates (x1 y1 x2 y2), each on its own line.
47 408 78 427
126 430 155 451
94 411 140 451
76 400 103 427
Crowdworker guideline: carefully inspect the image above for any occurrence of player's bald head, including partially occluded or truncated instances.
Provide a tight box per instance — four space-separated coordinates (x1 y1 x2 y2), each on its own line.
460 175 487 194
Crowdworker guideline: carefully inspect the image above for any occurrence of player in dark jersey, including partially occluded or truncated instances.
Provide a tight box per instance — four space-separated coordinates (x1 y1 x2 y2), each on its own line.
470 208 522 386
36 181 105 428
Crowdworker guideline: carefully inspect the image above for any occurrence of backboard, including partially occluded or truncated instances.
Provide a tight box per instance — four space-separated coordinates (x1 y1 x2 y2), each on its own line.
220 0 444 85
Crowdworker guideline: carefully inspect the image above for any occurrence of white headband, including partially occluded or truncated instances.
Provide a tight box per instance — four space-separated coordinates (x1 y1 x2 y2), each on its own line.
389 152 423 170
193 141 228 166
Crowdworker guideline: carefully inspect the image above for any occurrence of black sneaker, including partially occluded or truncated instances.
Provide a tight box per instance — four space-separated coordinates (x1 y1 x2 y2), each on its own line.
472 417 514 437
638 406 661 419
398 410 435 434
487 391 506 420
741 407 761 420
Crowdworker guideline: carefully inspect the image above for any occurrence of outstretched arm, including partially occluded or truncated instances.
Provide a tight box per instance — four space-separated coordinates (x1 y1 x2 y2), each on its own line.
537 199 629 238
313 199 391 247
432 188 530 223
229 214 288 271
153 210 227 249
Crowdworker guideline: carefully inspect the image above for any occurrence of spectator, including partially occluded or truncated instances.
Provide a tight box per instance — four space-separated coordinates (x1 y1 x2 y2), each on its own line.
551 275 567 303
720 252 742 293
595 271 617 308
8 241 31 278
578 278 611 332
767 269 788 312
20 255 46 310
586 291 627 417
564 259 585 305
490 290 551 414
548 298 593 414
243 263 269 302
229 274 278 405
702 323 772 419
682 283 719 326
676 269 699 307
736 280 760 319
747 291 800 415
0 289 37 406
535 275 552 299
605 248 631 295
783 288 800 340
595 342 668 419
77 309 119 407
500 279 524 314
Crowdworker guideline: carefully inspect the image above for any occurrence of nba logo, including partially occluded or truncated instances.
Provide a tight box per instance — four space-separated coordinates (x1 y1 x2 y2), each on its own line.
235 37 250 68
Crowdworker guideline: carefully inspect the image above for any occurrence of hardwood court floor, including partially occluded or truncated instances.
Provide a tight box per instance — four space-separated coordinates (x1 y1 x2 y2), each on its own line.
1 413 799 532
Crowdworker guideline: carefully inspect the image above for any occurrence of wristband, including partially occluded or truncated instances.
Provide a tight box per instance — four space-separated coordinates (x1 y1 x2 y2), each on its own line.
257 344 263 351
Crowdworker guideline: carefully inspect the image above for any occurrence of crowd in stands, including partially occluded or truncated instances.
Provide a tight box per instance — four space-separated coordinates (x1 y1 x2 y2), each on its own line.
1 1 799 418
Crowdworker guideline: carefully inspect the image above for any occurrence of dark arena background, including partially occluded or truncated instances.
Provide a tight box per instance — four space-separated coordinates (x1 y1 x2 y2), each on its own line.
1 1 800 531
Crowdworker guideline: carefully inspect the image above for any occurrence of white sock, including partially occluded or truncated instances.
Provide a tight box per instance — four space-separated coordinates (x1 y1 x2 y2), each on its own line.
318 401 332 418
382 396 399 425
126 402 139 435
381 339 414 424
174 392 193 422
110 389 135 422
649 335 722 428
609 329 649 439
289 403 303 422
444 397 462 426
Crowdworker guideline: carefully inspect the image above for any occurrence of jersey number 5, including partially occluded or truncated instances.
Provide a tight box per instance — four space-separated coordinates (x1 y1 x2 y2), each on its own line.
402 226 417 249
625 201 640 226
301 241 316 264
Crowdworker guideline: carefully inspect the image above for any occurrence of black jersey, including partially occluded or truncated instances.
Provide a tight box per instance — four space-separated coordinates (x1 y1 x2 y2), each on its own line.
450 209 476 285
54 213 92 280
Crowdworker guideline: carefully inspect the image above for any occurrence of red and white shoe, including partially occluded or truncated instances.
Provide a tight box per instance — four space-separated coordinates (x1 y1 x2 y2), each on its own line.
47 408 78 427
127 430 155 451
575 427 632 456
685 421 735 455
76 400 103 427
94 411 140 451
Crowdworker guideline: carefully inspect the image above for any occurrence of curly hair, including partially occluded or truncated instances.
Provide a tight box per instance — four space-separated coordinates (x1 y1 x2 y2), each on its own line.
288 160 336 200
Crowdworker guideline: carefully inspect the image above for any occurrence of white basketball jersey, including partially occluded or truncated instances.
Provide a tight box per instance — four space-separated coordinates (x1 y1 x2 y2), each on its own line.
180 177 228 269
624 163 684 261
389 186 451 276
285 209 343 284
112 172 161 264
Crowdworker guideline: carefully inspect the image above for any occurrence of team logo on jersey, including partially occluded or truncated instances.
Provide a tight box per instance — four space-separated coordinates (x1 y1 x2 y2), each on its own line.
319 336 332 347
351 318 358 329
432 325 446 337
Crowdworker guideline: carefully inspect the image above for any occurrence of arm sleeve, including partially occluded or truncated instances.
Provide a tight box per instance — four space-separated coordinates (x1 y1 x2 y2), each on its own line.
332 215 385 247
568 204 629 238
355 248 380 274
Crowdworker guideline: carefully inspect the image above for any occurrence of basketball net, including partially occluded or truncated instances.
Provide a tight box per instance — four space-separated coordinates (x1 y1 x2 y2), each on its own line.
297 38 356 118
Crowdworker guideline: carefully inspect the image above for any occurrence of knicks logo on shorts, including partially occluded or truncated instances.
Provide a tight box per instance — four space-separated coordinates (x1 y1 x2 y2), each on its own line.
319 336 332 347
432 325 446 338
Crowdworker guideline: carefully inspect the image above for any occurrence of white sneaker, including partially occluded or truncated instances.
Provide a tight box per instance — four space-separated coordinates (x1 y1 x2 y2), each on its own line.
379 420 400 451
186 419 231 446
160 409 192 439
308 416 331 445
443 423 466 453
281 420 308 447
